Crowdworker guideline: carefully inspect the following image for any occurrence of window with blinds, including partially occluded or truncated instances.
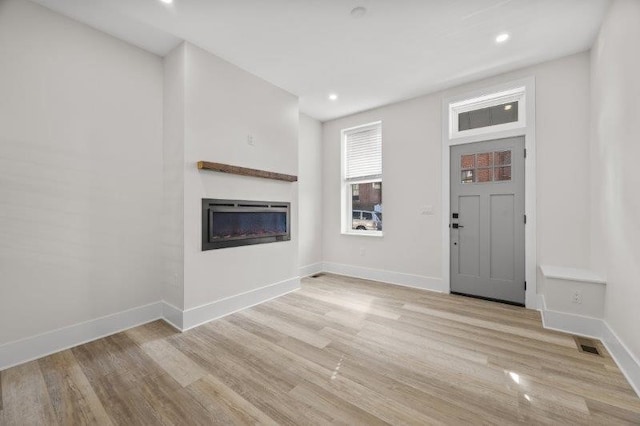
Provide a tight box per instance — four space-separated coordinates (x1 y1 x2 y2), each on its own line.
345 124 382 181
342 122 383 235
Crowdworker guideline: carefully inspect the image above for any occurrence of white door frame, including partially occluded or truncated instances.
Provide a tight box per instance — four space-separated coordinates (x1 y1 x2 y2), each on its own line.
441 77 538 309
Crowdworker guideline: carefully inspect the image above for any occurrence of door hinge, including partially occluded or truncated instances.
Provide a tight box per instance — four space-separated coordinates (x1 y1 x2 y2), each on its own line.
524 214 527 224
524 148 527 158
524 281 527 291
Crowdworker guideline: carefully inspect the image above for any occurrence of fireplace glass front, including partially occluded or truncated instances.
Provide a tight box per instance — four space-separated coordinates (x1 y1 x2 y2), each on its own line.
202 199 290 250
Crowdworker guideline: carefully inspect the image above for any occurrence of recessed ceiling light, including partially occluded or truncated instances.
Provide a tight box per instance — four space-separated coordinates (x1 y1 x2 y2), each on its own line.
159 0 173 4
350 6 367 18
495 33 510 44
504 104 512 111
328 93 338 101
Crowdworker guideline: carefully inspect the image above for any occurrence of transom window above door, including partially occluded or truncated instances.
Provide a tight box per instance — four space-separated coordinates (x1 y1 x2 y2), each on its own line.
449 87 526 139
458 102 518 131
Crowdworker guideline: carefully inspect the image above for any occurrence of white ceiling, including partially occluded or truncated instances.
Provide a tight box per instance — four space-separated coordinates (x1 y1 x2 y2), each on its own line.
32 0 610 121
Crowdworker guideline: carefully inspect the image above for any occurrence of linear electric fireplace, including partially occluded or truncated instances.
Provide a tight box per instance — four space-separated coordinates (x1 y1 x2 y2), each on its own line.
202 199 291 250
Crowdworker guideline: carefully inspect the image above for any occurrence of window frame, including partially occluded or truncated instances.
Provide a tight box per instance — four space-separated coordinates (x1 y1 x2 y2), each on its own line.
449 87 526 140
341 121 383 237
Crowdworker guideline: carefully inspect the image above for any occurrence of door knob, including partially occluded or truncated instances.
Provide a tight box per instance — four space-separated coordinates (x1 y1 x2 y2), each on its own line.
452 223 464 229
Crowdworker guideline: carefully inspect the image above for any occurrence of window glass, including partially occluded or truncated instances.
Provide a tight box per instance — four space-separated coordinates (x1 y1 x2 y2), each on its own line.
495 166 512 181
476 152 493 168
344 122 383 234
458 102 518 131
461 170 474 184
494 150 511 165
477 168 493 183
350 181 382 231
461 150 512 184
461 154 475 169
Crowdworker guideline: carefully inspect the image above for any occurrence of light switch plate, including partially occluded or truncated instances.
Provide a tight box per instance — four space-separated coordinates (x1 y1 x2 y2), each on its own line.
421 205 434 215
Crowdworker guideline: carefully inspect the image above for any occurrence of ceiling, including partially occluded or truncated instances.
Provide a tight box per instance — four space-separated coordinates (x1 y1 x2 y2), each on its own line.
32 0 610 121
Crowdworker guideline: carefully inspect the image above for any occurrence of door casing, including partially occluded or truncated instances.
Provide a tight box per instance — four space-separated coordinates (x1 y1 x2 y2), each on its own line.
441 77 538 309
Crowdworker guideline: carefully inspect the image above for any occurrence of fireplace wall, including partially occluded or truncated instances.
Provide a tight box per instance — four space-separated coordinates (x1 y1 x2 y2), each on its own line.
164 42 299 317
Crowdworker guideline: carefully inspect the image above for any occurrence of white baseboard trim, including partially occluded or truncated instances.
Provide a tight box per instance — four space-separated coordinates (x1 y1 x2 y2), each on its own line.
601 321 640 398
0 302 163 371
322 262 446 293
0 277 302 371
299 262 323 278
181 276 301 331
536 294 545 311
162 301 184 331
541 309 605 339
538 295 640 397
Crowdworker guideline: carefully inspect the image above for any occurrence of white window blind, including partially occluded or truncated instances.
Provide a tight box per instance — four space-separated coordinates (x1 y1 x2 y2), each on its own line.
345 124 382 180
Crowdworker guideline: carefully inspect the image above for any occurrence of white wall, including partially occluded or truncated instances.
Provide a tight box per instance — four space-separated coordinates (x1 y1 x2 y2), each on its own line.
0 0 163 344
322 52 591 292
591 0 640 362
162 44 186 310
298 114 323 274
322 95 443 287
176 43 299 310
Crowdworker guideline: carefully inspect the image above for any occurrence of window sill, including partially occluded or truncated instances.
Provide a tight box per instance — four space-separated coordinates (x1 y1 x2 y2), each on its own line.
341 230 384 238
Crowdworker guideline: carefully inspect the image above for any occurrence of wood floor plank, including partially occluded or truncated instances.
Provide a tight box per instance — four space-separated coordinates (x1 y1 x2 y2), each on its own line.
205 319 445 425
169 329 333 425
236 307 332 349
297 285 402 320
1 273 639 425
38 350 113 425
319 326 527 423
136 339 207 387
186 374 279 425
402 301 577 348
288 382 389 425
127 372 217 425
260 298 364 335
124 320 179 346
1 361 58 426
214 317 497 424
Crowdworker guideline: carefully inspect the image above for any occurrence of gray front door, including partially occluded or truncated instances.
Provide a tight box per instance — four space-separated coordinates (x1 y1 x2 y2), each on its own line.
450 137 525 305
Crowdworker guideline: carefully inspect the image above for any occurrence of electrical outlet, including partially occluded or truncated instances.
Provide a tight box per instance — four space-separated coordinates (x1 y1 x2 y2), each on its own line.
572 290 583 304
359 247 366 256
247 134 255 146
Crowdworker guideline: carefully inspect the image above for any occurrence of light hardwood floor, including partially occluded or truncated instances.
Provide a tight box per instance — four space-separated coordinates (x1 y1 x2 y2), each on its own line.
1 274 639 425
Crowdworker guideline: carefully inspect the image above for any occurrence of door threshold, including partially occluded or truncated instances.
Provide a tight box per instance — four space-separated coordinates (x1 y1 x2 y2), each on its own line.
450 291 525 307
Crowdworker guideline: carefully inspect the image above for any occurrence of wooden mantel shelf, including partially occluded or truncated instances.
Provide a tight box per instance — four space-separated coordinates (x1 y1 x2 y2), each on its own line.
197 161 298 182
